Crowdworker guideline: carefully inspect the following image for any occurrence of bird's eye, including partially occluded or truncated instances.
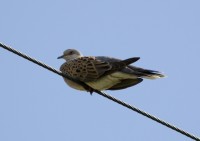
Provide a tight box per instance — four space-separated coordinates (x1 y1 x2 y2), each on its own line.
69 51 73 55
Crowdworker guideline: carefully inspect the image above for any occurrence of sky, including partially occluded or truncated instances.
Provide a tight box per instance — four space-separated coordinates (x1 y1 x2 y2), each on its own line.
0 0 200 141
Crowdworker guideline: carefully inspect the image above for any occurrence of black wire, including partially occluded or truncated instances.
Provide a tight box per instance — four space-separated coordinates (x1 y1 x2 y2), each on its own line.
0 42 199 141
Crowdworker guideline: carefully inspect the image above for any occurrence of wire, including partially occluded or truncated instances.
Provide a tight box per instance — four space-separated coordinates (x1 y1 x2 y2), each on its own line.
0 43 94 92
0 42 199 141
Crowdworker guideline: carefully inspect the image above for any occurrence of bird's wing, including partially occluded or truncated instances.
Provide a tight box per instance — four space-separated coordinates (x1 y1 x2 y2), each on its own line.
96 56 140 74
60 56 139 82
95 56 122 62
97 56 165 79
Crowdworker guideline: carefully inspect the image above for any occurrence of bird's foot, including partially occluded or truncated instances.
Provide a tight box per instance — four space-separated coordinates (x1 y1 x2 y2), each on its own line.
88 87 94 95
84 86 94 95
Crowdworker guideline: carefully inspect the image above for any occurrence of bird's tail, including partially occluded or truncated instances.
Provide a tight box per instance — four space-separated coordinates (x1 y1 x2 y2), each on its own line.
129 66 165 79
141 69 165 79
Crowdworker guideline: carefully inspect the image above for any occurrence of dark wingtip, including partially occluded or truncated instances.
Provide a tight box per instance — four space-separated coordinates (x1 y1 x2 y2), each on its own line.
133 57 140 62
122 57 140 65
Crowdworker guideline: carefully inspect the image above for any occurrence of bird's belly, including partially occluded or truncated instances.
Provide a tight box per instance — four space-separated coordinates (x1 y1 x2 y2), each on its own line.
63 72 136 91
86 76 119 90
87 72 136 90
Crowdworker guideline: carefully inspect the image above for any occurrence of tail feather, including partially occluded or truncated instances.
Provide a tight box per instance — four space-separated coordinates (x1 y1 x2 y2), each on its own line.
127 66 165 79
143 70 165 79
140 69 165 79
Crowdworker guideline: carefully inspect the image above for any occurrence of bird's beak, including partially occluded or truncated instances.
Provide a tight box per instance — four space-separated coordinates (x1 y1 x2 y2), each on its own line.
57 55 64 59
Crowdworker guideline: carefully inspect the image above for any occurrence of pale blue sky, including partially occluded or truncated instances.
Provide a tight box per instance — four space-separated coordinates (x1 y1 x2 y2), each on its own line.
0 0 200 141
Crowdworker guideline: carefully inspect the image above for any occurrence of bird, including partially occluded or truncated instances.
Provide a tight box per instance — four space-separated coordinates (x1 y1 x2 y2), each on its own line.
57 49 165 93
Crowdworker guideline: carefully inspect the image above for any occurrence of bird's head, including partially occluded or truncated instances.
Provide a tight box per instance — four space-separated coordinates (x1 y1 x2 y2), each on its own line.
57 49 83 61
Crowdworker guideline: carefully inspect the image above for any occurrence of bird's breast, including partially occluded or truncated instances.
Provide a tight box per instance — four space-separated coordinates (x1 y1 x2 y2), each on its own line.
63 78 85 91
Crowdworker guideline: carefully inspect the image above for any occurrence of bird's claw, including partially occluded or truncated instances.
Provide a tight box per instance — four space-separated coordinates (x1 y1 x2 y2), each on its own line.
88 87 94 95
